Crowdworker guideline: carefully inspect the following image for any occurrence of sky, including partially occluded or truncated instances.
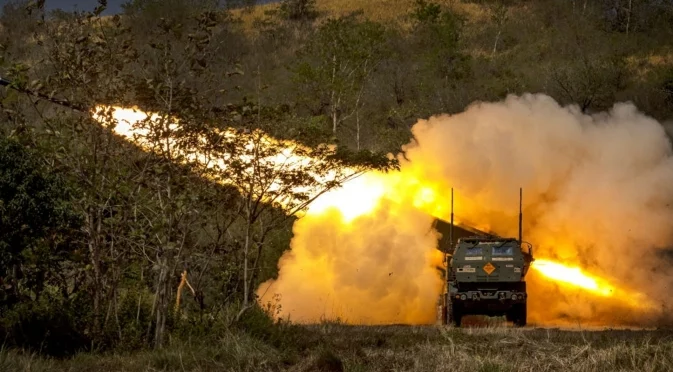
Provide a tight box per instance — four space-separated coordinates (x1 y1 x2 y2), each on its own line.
34 0 279 15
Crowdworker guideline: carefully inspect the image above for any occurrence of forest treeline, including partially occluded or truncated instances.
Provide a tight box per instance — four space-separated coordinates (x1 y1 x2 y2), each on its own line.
0 0 672 357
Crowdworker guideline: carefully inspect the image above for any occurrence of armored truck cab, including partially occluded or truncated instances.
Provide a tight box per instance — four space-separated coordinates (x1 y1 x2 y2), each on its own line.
439 188 534 327
444 236 533 326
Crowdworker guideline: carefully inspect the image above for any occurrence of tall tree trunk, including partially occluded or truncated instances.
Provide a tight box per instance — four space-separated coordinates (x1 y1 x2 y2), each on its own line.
154 254 169 349
354 90 363 150
242 215 252 308
236 205 255 322
330 54 339 135
492 29 502 55
626 0 632 35
86 207 103 336
331 98 339 135
356 108 361 151
136 266 144 325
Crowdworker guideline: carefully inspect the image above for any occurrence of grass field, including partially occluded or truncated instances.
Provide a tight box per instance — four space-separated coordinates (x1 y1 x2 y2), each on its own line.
3 323 672 371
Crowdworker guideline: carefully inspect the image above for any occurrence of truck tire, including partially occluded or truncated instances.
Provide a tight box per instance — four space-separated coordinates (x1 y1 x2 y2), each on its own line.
505 310 515 323
512 303 526 327
447 301 462 327
454 306 463 327
446 300 453 325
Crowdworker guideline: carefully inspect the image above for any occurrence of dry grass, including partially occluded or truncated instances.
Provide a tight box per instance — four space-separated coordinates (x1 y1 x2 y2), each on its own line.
231 0 491 32
233 0 492 23
3 324 673 371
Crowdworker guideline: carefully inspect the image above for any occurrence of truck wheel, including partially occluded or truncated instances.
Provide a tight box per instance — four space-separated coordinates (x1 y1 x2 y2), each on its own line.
447 301 462 327
446 301 453 325
505 311 515 323
512 303 527 327
453 307 463 327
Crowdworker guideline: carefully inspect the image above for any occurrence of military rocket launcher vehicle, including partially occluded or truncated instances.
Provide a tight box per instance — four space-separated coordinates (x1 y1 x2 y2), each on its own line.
438 188 534 327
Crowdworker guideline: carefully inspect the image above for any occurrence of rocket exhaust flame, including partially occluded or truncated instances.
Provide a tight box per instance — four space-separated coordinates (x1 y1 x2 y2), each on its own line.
90 105 365 209
532 259 616 297
530 259 658 312
89 94 673 327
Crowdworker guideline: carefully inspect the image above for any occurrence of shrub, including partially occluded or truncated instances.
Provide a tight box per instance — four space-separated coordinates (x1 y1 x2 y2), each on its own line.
0 294 92 357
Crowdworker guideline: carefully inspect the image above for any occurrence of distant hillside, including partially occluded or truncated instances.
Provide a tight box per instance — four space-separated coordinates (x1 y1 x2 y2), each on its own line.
234 0 673 124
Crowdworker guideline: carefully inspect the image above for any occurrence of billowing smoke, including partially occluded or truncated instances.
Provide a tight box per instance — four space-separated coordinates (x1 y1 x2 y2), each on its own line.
257 199 443 324
257 93 673 326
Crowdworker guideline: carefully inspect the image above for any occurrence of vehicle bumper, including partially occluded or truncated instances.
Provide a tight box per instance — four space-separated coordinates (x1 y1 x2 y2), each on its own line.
448 290 527 310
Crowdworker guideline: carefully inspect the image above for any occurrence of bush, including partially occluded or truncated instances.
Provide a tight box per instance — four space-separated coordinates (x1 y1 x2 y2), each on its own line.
313 347 344 372
0 295 92 357
99 288 155 352
234 304 315 352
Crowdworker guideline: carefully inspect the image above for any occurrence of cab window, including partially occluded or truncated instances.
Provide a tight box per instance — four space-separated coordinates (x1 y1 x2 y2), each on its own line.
465 246 482 256
492 245 514 256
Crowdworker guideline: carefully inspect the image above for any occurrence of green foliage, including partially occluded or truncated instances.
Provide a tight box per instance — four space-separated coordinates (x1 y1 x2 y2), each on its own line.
663 69 673 108
551 54 627 112
0 135 81 306
295 16 388 88
0 293 93 357
410 0 442 24
234 304 313 352
409 1 466 80
205 126 365 214
292 15 390 139
0 137 89 358
99 288 155 352
279 0 318 21
329 145 399 173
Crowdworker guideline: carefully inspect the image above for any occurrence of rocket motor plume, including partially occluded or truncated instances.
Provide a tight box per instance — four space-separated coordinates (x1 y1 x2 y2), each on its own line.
90 105 365 210
258 93 673 326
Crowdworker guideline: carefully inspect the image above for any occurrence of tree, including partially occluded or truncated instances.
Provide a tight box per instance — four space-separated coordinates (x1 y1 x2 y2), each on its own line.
489 1 509 55
0 135 81 309
406 0 467 112
664 69 673 109
202 127 396 317
99 7 236 348
15 5 146 342
551 56 626 113
599 0 673 35
293 16 388 144
9 0 241 349
410 0 441 23
279 0 318 21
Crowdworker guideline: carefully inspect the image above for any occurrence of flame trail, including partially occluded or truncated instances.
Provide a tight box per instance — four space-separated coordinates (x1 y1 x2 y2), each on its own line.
90 105 364 207
91 94 673 327
533 259 616 297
